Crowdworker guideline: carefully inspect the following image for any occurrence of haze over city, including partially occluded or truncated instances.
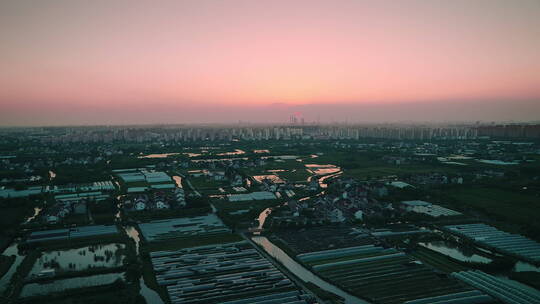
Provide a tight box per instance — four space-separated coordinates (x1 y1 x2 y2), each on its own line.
1 0 540 126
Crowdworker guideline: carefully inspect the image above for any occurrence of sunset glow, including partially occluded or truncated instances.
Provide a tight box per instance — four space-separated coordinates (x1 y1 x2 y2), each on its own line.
1 0 539 125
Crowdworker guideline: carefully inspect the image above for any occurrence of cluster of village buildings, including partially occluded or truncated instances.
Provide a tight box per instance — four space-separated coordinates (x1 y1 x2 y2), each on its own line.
124 188 186 212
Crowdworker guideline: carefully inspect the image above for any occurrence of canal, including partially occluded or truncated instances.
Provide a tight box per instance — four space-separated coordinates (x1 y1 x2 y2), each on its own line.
123 225 165 304
252 236 369 304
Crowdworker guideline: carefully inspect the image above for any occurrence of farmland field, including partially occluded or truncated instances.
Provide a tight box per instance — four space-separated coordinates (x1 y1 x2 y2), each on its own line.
297 245 474 304
434 186 540 233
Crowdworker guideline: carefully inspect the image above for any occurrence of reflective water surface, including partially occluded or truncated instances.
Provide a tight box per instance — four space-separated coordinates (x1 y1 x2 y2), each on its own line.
0 242 24 293
28 244 126 278
252 236 369 304
20 272 125 298
419 241 493 264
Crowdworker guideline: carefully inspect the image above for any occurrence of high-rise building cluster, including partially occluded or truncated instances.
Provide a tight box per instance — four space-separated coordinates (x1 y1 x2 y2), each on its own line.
27 124 492 144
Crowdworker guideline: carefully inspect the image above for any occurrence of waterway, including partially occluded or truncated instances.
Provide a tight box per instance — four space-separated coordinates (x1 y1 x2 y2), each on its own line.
124 225 141 255
257 208 272 230
122 225 165 304
139 276 164 304
252 236 369 304
305 164 341 176
24 206 43 224
255 165 337 230
318 171 343 188
48 170 56 181
172 176 183 188
216 149 245 156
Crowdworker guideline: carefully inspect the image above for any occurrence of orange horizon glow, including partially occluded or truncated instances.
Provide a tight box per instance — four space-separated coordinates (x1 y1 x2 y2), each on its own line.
1 0 540 125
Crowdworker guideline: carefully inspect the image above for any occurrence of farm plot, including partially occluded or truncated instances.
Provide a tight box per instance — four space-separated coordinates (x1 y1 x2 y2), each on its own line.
410 246 468 274
150 241 311 304
298 245 479 304
138 214 241 251
274 227 374 254
139 214 231 242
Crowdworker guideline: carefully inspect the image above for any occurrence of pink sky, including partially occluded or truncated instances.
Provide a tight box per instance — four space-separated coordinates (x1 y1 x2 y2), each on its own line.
1 0 539 125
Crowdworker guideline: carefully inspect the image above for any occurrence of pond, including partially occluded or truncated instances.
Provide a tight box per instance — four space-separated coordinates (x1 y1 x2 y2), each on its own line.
0 242 25 293
476 159 519 165
514 261 540 273
252 236 369 304
419 241 492 264
28 243 126 278
20 272 125 298
138 153 179 159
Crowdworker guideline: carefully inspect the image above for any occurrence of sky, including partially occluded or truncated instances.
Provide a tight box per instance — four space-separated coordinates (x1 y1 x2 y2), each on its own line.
0 0 539 126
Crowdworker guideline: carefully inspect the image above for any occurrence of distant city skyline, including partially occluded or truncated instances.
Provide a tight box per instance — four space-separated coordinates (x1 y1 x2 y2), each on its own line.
1 0 540 126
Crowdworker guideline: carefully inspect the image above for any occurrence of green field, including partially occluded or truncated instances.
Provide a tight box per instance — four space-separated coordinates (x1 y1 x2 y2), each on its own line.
143 233 243 252
29 284 146 304
436 186 540 227
188 176 228 189
344 164 459 179
410 247 467 273
509 271 540 291
0 254 16 279
278 169 311 182
305 151 460 179
214 199 281 228
239 159 315 183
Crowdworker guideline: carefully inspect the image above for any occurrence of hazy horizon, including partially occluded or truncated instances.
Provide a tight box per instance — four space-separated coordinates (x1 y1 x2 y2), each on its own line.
1 0 539 126
1 99 539 127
